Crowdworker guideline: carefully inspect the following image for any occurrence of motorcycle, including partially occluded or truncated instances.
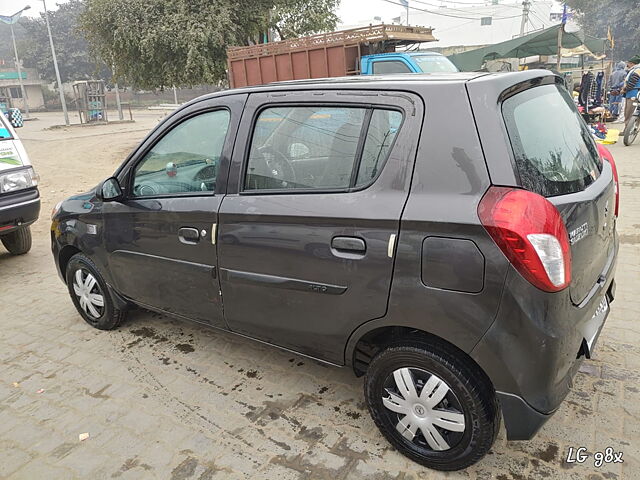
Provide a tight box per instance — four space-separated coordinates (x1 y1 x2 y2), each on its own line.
623 96 640 146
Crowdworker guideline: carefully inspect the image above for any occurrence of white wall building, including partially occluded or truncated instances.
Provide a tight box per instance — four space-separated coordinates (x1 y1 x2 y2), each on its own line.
340 1 578 53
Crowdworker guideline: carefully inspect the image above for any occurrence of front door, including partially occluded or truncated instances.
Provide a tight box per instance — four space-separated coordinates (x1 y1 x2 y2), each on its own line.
104 94 246 328
218 90 423 363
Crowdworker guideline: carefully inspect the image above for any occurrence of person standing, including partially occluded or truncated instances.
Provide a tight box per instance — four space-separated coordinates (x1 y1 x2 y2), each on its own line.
621 55 640 127
609 61 627 120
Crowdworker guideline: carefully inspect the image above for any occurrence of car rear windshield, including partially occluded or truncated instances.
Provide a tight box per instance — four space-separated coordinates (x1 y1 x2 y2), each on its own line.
502 83 602 197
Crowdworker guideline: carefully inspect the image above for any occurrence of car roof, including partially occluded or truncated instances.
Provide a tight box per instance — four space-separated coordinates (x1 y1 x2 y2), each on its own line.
267 72 487 85
187 70 557 106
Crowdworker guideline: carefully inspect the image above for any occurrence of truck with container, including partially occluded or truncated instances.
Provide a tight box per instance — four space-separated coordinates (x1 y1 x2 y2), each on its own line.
226 24 458 88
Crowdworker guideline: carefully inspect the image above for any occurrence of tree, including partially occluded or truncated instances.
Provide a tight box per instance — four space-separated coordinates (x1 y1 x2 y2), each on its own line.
17 0 110 84
272 0 340 40
80 0 340 89
566 0 640 61
0 21 28 66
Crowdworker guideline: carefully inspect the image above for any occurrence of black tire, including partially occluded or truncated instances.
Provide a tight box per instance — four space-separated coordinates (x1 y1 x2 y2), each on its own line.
1 226 32 255
623 116 640 146
364 340 500 471
65 253 126 330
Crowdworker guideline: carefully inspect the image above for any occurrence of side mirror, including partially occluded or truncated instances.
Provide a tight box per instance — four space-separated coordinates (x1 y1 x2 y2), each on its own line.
97 177 123 202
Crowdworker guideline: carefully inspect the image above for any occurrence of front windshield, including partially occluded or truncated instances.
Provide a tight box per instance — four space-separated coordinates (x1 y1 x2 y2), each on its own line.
413 55 459 73
0 115 12 140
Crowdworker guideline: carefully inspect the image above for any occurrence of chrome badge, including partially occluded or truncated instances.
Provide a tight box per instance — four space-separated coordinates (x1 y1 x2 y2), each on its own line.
569 222 588 245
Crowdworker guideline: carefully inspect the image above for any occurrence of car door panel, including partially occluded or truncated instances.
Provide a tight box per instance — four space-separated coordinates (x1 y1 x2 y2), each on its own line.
105 196 221 323
105 94 247 328
219 90 424 363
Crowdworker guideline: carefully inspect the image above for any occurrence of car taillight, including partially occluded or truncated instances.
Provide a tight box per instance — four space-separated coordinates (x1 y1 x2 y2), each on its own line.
478 186 571 292
597 144 619 217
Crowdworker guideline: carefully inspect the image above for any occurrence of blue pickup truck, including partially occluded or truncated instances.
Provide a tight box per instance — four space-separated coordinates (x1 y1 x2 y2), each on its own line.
360 51 459 75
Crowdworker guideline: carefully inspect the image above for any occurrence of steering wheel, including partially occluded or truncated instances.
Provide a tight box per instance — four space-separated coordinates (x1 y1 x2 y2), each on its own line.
257 145 297 185
194 164 217 191
134 182 159 196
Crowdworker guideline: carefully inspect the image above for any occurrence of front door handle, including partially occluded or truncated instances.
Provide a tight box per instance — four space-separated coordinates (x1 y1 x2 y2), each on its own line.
331 236 366 253
178 227 200 245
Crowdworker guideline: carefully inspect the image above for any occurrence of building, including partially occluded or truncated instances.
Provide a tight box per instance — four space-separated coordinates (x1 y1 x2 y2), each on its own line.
0 67 45 111
399 0 577 52
340 1 577 54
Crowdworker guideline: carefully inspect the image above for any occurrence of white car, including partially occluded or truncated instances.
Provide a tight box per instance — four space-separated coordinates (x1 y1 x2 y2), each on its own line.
0 113 39 255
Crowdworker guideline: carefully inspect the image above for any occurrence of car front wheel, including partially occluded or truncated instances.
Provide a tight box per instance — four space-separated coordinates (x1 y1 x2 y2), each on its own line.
364 340 500 471
66 253 126 330
1 226 32 255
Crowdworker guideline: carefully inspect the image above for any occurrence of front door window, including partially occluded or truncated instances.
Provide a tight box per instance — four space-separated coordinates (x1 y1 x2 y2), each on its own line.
133 110 230 197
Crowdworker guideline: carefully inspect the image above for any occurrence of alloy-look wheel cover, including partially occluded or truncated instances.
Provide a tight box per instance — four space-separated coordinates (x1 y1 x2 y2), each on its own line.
72 269 104 319
381 367 465 452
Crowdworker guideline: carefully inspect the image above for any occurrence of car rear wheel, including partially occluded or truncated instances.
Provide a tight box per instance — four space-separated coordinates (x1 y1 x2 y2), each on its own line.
364 341 500 471
1 226 32 255
66 253 126 330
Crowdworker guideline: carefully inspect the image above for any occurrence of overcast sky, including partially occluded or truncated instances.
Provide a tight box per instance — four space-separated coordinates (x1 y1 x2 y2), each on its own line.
2 0 510 23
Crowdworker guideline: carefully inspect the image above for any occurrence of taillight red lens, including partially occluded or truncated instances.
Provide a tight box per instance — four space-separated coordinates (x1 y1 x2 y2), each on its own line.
478 187 571 292
597 144 619 217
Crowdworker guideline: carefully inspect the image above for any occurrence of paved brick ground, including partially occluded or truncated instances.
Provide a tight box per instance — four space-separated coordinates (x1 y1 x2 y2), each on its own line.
0 113 638 479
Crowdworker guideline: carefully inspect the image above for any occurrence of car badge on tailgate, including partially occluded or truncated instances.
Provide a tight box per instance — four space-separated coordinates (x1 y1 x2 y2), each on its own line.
569 222 588 245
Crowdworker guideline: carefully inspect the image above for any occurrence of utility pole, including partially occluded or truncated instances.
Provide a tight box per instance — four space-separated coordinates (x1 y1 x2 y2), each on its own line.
400 0 409 26
556 3 568 71
520 0 531 37
7 6 31 118
114 82 123 121
0 6 32 117
42 0 69 126
111 64 123 121
10 23 29 118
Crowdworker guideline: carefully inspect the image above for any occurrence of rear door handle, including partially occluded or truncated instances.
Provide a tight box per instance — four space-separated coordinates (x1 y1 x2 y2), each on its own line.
331 236 366 253
178 227 200 245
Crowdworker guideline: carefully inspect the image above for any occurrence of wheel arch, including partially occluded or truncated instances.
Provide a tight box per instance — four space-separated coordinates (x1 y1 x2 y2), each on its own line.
58 244 82 283
346 322 491 382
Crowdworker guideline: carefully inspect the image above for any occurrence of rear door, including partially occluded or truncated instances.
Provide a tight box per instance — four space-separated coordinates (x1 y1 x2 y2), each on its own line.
499 82 616 305
218 89 423 363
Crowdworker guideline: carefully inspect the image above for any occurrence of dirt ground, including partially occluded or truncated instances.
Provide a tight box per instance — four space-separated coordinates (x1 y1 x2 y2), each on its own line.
0 111 638 479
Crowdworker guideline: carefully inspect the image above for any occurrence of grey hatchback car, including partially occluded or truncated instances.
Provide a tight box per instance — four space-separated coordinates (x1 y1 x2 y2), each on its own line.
51 71 619 471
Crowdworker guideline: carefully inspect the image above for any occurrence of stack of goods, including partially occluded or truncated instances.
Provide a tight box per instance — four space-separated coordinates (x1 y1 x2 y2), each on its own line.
590 122 608 140
5 108 23 128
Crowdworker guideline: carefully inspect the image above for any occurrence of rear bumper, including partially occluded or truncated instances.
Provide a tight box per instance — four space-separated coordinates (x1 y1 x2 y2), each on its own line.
471 235 618 440
0 188 40 233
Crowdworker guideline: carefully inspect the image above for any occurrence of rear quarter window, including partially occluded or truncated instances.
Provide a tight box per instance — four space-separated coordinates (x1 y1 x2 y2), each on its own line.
502 83 602 197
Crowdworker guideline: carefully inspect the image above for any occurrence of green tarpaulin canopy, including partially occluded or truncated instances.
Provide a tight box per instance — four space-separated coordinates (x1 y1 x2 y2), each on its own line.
448 24 607 72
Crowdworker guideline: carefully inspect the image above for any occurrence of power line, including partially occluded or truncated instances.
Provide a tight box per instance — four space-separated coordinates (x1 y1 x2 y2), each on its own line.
421 0 523 7
437 18 478 32
529 10 550 29
380 0 522 20
411 0 523 14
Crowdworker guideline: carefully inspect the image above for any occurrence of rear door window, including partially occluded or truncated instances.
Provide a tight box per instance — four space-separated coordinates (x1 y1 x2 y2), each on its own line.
502 84 602 197
244 106 402 192
356 109 402 187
